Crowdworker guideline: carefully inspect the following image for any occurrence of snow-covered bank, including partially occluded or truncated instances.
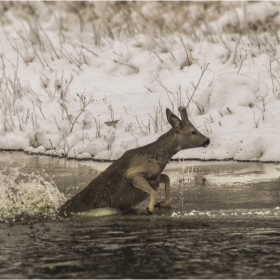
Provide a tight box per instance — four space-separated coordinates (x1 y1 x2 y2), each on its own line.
1 2 280 162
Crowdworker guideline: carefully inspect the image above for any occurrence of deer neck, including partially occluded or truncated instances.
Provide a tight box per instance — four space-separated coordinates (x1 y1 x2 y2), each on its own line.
146 129 181 164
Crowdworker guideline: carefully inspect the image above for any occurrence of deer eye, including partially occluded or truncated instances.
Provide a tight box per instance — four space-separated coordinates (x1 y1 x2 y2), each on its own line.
191 131 197 135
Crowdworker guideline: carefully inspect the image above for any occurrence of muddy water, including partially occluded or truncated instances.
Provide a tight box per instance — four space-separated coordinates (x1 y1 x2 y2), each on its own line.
1 152 280 278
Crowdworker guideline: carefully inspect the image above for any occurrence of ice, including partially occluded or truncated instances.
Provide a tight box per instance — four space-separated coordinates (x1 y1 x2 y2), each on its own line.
69 208 123 222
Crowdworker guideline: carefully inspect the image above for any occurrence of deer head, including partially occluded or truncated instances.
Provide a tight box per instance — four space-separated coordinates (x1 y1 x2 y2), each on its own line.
166 106 210 150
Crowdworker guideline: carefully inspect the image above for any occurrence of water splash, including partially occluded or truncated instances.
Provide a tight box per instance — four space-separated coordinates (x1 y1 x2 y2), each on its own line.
0 165 66 223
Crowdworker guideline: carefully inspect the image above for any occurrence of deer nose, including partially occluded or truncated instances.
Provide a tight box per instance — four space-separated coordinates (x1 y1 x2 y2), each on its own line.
203 138 210 147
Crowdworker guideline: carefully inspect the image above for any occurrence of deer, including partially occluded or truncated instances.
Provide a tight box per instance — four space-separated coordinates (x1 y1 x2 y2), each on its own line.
57 106 210 218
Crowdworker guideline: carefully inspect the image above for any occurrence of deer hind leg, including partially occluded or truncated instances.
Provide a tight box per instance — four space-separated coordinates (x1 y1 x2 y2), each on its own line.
129 173 156 214
155 173 171 208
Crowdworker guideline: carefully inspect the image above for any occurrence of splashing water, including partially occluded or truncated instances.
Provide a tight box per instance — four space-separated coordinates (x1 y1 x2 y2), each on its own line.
0 165 66 223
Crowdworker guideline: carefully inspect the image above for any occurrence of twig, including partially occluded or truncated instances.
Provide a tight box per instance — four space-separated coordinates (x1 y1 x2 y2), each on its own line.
135 116 144 134
112 59 139 72
186 63 209 110
59 94 92 133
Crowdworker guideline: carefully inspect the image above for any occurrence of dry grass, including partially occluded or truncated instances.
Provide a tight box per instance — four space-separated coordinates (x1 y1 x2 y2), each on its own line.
0 1 279 156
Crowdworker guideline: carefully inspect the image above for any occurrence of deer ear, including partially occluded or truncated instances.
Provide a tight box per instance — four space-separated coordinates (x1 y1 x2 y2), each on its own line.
166 108 182 129
178 106 189 123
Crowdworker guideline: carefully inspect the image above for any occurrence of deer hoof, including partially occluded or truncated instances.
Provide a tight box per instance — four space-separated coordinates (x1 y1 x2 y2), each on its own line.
146 208 153 215
155 201 171 208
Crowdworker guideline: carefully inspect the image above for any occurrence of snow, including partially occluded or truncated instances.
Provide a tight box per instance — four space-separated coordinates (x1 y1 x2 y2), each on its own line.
1 2 280 162
234 136 280 162
207 2 278 34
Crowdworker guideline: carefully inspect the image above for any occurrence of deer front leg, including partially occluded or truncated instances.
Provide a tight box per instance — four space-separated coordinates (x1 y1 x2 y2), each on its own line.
155 173 171 208
129 173 156 215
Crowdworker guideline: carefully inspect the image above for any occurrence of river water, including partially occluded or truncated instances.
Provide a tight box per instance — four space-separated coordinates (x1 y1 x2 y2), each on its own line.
1 152 280 278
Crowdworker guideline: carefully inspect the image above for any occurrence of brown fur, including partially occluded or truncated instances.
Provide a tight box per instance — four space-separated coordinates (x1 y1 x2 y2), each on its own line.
58 107 210 218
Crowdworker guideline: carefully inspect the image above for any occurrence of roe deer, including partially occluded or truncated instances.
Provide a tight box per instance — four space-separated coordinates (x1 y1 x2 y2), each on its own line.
58 106 210 218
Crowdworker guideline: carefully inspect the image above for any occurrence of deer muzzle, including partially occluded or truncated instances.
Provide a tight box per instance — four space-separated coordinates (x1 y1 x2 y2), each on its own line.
203 138 210 147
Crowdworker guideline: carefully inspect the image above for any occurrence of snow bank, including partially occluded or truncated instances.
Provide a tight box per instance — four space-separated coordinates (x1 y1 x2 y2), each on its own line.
196 73 268 114
178 73 280 162
0 133 30 150
206 2 280 34
0 2 280 163
234 136 280 162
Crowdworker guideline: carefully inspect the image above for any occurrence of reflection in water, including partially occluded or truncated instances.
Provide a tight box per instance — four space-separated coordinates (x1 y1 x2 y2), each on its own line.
1 152 280 278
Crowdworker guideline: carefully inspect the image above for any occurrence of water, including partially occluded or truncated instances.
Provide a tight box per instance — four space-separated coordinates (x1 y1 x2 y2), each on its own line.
1 152 280 278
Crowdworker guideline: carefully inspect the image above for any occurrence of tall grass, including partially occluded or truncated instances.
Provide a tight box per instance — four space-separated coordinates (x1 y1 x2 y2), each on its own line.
0 1 279 157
